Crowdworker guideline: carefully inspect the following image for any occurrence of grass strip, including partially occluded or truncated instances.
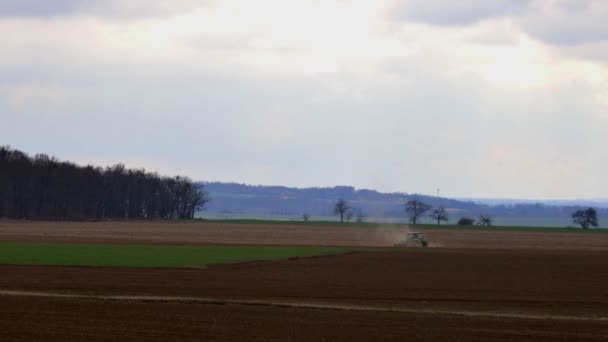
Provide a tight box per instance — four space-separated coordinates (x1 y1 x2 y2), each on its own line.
0 242 360 268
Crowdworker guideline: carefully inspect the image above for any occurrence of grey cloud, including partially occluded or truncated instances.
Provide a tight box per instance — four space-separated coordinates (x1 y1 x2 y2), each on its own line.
0 0 208 18
519 1 608 45
389 0 608 46
0 0 80 17
390 0 530 26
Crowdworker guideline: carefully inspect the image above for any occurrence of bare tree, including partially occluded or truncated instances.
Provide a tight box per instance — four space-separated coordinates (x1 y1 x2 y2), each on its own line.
429 206 448 225
302 213 310 223
334 199 351 223
405 199 432 225
572 208 599 229
346 209 354 223
356 209 365 223
478 215 493 227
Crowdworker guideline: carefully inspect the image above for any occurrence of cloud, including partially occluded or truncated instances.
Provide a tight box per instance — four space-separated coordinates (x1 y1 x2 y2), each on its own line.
389 0 530 26
0 0 208 19
519 0 608 45
387 0 608 48
0 0 79 17
386 0 608 66
1 0 607 199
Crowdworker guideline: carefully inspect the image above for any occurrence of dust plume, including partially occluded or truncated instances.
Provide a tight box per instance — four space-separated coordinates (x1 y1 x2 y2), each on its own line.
367 225 411 247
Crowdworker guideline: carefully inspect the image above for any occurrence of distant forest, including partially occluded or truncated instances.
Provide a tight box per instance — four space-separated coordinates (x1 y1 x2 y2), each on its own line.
201 182 607 223
0 147 208 220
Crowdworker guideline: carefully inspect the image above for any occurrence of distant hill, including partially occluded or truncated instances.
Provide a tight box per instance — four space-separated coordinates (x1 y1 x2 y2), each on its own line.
460 198 608 208
198 182 607 226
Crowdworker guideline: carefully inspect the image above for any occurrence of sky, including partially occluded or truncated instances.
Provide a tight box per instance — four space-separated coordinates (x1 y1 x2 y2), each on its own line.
1 0 607 199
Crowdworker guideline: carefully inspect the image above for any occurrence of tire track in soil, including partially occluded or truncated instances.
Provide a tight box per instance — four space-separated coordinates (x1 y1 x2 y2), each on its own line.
1 289 606 322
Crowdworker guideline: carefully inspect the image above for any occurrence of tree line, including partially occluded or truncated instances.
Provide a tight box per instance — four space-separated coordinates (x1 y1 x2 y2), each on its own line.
0 146 209 220
333 198 600 228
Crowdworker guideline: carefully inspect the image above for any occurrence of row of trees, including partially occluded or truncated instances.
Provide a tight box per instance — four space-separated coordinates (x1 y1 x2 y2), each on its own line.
333 198 488 226
404 199 492 226
404 199 601 228
403 199 483 225
333 198 600 229
333 199 365 223
0 146 209 220
456 215 493 226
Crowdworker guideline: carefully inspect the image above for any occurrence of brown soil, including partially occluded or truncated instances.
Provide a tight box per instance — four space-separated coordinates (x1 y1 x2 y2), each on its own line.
2 248 608 340
420 228 608 251
2 295 607 342
5 295 608 342
2 221 608 341
2 220 608 250
0 220 407 247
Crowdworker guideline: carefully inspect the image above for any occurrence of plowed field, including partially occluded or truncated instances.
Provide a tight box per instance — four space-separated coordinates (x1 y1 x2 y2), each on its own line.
1 221 607 341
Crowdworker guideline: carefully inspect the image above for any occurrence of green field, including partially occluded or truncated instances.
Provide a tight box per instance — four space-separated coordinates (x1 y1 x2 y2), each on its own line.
0 243 360 268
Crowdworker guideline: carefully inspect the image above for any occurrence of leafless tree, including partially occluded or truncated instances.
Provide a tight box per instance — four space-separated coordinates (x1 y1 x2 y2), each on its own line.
429 206 448 225
572 208 599 228
405 199 432 225
478 215 493 227
302 213 310 223
334 199 351 223
346 209 354 223
356 209 365 223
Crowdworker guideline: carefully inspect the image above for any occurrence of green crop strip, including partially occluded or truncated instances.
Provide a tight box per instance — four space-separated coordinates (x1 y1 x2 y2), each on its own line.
0 242 361 268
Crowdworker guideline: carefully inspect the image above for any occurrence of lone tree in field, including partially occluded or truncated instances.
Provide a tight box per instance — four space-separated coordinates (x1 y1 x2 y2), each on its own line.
478 215 493 227
405 199 432 225
572 208 599 229
334 199 351 223
429 206 448 225
302 213 310 223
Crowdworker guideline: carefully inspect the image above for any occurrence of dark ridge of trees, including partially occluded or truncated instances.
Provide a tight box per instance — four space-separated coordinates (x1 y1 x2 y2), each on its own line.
0 146 209 220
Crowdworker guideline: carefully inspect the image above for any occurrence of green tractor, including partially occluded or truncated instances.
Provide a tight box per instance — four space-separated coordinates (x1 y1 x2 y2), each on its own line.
394 232 428 248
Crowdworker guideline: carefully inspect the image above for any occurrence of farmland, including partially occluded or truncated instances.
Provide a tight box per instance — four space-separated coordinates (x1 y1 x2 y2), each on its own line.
1 220 608 341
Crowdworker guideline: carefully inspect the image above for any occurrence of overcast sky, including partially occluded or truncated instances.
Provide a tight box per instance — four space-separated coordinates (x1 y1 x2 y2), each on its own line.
1 0 607 199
